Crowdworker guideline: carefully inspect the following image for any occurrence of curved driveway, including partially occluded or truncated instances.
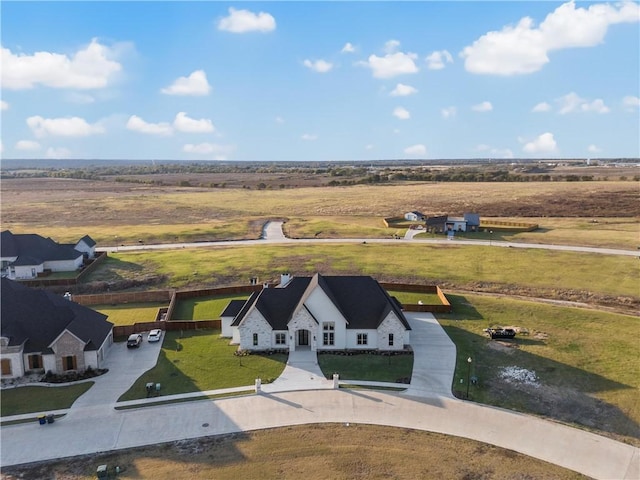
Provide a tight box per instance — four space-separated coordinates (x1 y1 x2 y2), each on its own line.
1 313 638 479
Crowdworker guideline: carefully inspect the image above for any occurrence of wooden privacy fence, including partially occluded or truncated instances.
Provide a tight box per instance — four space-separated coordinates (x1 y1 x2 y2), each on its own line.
73 289 173 306
113 319 221 337
380 282 452 313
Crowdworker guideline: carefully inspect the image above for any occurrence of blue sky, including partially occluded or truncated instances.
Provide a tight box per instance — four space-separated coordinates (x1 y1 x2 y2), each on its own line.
1 1 639 161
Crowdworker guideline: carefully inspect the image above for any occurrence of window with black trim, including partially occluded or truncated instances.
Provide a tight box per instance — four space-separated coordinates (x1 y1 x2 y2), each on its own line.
253 333 258 346
357 333 368 345
323 322 335 346
275 333 286 345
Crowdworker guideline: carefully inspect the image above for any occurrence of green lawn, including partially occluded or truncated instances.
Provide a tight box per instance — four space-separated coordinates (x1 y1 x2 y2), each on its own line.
97 244 639 299
118 329 287 401
318 353 413 383
172 294 249 320
438 294 640 440
91 303 167 326
1 382 93 417
387 291 443 305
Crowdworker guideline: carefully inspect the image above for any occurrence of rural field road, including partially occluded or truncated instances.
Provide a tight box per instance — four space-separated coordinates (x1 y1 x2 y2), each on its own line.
99 221 639 257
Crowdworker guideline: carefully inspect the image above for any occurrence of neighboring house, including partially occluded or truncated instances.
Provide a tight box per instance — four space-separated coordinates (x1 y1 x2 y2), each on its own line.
73 235 97 259
404 211 425 222
463 213 481 232
0 278 114 379
0 230 95 279
226 273 411 352
425 215 448 233
446 217 467 232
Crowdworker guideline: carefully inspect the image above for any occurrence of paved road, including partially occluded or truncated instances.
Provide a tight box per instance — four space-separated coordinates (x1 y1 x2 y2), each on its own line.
100 221 638 257
2 313 638 479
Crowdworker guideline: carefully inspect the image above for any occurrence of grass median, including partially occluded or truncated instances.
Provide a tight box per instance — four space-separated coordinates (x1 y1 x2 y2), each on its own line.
1 382 94 417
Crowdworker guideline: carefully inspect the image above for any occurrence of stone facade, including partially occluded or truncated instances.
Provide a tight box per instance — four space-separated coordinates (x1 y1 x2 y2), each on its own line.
288 307 318 351
376 311 410 350
238 309 273 350
52 330 86 373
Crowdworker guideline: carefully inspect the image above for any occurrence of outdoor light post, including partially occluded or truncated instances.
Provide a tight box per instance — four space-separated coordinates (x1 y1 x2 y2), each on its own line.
489 230 493 246
466 357 472 399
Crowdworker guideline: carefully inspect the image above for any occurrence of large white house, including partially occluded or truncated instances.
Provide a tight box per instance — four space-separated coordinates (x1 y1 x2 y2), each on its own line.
222 273 411 352
0 230 96 280
1 278 113 379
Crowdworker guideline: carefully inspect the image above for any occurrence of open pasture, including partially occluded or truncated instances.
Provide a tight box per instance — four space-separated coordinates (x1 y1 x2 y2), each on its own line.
2 178 637 248
88 244 639 300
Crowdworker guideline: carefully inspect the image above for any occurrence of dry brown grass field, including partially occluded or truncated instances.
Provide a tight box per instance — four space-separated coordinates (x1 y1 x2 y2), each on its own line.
2 177 638 247
1 424 587 480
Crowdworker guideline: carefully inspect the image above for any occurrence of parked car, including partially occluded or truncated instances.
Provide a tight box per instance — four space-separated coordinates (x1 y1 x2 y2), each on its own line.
127 333 143 348
148 329 162 343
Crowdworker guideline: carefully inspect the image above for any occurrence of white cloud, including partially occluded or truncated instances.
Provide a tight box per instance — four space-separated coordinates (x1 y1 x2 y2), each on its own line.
390 83 417 97
27 115 105 137
183 143 234 159
341 42 356 54
384 40 401 54
588 144 602 153
623 95 640 111
426 50 453 70
275 116 284 124
365 144 374 150
472 101 493 112
557 92 609 114
301 133 318 141
441 106 457 119
361 42 419 78
476 144 514 158
461 1 640 75
1 100 8 110
303 59 333 73
404 144 427 156
161 70 211 96
15 140 41 151
46 147 71 159
475 144 491 152
173 112 215 133
126 115 173 136
532 101 551 112
523 132 557 154
393 106 411 120
217 7 276 33
2 39 122 90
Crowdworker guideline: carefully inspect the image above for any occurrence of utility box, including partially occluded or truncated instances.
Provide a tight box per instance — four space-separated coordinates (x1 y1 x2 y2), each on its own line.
96 464 108 479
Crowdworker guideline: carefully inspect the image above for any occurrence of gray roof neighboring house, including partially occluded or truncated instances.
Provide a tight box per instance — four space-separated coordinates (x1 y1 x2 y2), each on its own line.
231 274 411 331
463 213 481 226
220 300 248 318
0 277 113 353
77 235 97 248
1 230 84 266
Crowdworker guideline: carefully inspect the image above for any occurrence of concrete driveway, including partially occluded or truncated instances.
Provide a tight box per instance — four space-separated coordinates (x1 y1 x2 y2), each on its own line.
65 331 163 418
403 312 456 398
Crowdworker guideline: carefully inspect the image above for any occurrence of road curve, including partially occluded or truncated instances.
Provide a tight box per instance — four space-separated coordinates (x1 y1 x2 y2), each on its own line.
98 221 638 257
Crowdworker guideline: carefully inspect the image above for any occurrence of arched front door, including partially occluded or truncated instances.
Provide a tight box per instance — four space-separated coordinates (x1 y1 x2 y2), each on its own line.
297 329 310 348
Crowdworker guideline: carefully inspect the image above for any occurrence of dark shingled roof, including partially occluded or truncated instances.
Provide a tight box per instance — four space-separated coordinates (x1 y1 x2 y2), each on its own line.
77 235 97 247
221 299 247 318
230 274 410 331
0 230 83 265
0 278 113 352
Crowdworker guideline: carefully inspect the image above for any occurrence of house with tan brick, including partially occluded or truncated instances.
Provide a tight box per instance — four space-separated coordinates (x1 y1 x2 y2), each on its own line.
0 278 113 379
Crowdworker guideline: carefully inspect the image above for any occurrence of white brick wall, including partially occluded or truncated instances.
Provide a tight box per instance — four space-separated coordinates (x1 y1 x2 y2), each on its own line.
238 309 272 350
377 311 409 350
